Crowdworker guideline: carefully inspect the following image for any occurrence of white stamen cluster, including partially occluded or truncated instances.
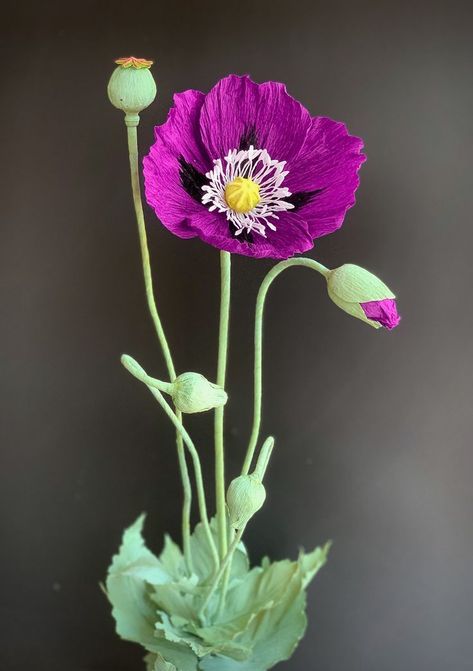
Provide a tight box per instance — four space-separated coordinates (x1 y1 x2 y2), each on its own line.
201 146 294 238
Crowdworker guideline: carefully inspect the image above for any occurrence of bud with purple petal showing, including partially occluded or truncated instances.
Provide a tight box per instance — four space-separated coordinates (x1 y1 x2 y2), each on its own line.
327 264 400 330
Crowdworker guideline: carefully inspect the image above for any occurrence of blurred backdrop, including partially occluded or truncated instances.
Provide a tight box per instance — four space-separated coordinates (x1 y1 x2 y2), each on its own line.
2 1 473 669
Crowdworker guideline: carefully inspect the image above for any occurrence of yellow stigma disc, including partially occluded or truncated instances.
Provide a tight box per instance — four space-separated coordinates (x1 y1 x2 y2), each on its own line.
224 177 260 213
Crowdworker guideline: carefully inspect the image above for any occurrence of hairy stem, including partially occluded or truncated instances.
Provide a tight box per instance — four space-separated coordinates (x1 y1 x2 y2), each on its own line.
219 436 275 615
122 355 219 570
241 258 329 476
200 526 244 620
126 123 193 570
214 251 231 560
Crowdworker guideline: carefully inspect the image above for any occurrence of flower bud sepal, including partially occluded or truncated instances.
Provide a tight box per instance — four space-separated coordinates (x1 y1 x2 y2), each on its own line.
327 264 400 330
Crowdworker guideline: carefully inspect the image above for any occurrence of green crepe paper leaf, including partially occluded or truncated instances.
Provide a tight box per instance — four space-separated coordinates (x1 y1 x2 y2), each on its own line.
145 652 156 671
199 590 307 671
106 515 170 648
145 653 178 671
154 654 178 671
198 544 329 671
157 612 216 658
106 515 198 671
328 264 395 303
160 534 186 580
190 516 249 583
158 612 252 662
152 582 199 623
195 560 299 644
298 541 331 589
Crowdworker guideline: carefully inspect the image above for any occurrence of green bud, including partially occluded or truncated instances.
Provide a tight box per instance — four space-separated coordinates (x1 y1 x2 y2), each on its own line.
326 264 396 329
171 372 227 414
107 56 157 124
226 474 266 529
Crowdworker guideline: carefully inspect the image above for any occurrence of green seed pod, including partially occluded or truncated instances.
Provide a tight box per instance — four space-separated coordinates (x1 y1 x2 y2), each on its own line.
107 56 157 123
226 474 266 529
171 372 228 414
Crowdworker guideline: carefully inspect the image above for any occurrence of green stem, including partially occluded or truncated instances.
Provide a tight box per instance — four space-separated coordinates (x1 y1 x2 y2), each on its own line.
241 258 329 476
126 122 193 571
123 356 219 571
200 526 244 620
120 356 173 392
214 251 231 560
219 436 274 615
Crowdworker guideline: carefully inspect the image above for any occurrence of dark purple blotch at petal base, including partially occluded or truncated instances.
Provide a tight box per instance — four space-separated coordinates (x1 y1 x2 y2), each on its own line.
361 299 401 330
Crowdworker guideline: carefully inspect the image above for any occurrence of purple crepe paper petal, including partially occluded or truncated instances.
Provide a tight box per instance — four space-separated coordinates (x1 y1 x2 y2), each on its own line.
361 299 401 330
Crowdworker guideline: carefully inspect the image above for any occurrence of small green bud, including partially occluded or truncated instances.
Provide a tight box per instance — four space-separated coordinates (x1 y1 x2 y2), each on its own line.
226 474 266 529
107 56 157 124
171 372 227 414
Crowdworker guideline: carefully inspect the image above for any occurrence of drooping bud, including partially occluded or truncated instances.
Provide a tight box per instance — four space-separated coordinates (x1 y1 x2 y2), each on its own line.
171 372 227 414
107 56 157 126
326 264 400 330
226 474 266 529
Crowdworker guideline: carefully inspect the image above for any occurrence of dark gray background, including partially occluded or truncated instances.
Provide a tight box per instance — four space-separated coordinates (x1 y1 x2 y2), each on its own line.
2 1 472 669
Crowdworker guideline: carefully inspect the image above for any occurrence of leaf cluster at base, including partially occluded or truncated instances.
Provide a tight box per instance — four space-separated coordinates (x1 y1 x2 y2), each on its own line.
105 515 330 671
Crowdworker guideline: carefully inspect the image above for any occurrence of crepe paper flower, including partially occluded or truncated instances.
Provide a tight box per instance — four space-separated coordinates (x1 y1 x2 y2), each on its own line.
361 299 400 330
115 56 154 69
327 264 400 329
143 74 366 259
106 62 401 671
108 57 157 118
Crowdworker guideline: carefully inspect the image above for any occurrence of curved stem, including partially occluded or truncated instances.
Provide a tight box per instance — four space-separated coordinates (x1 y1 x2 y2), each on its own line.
120 355 173 392
126 124 193 570
214 251 231 560
241 258 330 476
127 125 176 379
123 356 219 570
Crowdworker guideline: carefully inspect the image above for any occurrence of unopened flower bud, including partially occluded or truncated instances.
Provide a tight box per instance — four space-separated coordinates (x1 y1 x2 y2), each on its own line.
107 57 157 124
226 474 266 529
327 264 400 330
171 372 227 414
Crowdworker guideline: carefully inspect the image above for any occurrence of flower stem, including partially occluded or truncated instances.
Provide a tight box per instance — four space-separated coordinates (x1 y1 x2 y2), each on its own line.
122 355 219 571
241 258 329 476
199 525 244 620
218 436 274 615
215 251 231 560
126 122 193 571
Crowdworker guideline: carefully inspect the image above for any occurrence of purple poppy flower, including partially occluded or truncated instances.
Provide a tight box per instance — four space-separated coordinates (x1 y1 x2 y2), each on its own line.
361 299 400 330
143 75 366 259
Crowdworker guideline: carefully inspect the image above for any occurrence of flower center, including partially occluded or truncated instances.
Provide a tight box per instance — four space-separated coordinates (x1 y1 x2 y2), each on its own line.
201 146 294 239
224 177 260 213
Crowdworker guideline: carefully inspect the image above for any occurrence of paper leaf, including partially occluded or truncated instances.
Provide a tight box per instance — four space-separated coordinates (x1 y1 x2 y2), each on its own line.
190 516 249 582
106 515 168 649
160 534 185 580
145 653 178 671
298 541 331 588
